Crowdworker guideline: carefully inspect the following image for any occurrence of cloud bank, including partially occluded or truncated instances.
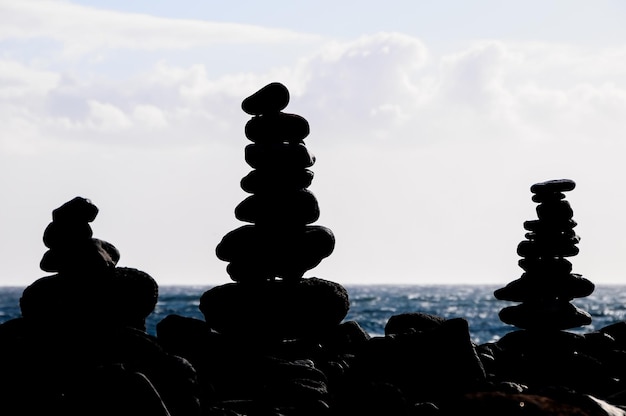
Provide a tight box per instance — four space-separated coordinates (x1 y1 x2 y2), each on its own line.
2 2 626 286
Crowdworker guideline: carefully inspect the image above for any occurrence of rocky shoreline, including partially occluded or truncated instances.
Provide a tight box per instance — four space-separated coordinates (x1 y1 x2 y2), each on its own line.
2 83 626 415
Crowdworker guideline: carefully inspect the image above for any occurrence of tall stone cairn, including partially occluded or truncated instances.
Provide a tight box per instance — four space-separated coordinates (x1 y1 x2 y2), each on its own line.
200 82 349 340
214 82 336 283
494 179 595 330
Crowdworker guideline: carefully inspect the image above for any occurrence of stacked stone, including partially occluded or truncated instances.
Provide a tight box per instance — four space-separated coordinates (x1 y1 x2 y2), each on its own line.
494 179 594 330
20 197 158 331
200 82 349 341
40 196 119 274
215 82 335 283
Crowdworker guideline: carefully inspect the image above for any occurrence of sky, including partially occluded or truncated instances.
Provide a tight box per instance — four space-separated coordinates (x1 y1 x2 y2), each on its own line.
2 1 626 288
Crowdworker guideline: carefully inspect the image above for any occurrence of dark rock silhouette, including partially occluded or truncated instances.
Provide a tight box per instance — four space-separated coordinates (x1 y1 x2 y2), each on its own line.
157 82 361 415
495 179 594 330
0 197 200 416
216 82 334 283
4 93 626 414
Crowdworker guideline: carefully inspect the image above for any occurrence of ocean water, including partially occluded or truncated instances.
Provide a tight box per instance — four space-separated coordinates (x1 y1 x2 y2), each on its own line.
2 284 626 345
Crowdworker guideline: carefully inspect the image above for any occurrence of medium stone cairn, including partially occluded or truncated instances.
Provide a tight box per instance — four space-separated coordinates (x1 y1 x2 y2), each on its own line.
200 82 349 341
494 179 594 330
20 196 158 330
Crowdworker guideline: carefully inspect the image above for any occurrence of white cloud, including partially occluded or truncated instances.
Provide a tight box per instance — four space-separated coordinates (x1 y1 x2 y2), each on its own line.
0 0 323 58
4 26 626 286
0 60 60 99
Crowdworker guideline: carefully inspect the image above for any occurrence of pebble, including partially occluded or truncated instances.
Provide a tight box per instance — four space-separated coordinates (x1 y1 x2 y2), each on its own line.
244 143 315 170
530 179 576 194
241 82 290 115
240 169 314 194
245 113 310 144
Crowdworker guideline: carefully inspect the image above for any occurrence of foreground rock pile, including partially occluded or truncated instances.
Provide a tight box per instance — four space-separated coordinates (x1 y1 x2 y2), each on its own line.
0 198 199 416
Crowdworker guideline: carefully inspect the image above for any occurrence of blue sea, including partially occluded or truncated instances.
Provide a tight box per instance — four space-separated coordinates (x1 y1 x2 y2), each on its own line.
2 285 626 345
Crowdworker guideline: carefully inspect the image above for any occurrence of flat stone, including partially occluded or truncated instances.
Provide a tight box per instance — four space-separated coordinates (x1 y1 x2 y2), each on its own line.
216 225 335 282
518 257 573 274
494 273 595 302
498 299 592 330
241 82 290 115
530 179 576 194
198 277 350 339
51 196 99 223
40 238 120 273
245 113 310 144
240 169 314 194
245 143 315 170
535 200 574 222
43 221 93 248
531 192 565 203
234 189 320 225
516 239 579 258
523 219 577 232
524 229 577 240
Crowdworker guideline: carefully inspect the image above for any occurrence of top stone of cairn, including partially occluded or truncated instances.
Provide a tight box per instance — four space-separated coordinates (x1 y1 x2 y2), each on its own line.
530 179 576 194
241 82 290 115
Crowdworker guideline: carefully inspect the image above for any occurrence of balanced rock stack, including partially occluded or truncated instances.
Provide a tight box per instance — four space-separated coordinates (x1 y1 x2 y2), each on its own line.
20 197 158 331
494 179 594 330
200 82 349 341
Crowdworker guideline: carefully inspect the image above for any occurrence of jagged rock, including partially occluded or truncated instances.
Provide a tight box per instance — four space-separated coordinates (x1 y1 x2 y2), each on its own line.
352 318 486 403
241 82 290 115
385 312 446 336
244 113 310 144
199 278 349 340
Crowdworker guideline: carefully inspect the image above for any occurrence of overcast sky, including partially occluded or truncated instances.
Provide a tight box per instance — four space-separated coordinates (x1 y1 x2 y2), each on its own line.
2 0 626 287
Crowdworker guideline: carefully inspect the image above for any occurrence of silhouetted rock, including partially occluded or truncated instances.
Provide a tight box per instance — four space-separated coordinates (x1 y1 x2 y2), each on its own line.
440 391 626 416
215 82 335 284
38 196 119 274
0 197 201 416
216 225 335 282
384 312 446 336
244 143 316 170
351 318 486 404
240 168 315 194
241 82 290 115
234 190 321 225
245 112 310 144
494 179 594 331
199 277 349 340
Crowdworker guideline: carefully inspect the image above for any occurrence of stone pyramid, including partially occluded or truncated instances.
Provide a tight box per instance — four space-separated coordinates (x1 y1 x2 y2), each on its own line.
494 179 594 330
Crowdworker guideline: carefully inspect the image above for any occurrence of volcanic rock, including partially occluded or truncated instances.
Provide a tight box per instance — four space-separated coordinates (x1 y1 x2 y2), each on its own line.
244 113 310 144
241 82 290 115
198 277 349 340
